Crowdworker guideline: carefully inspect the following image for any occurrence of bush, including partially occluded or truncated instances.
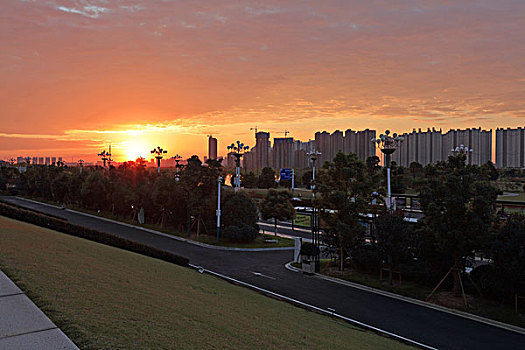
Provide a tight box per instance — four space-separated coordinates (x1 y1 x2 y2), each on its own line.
300 242 319 257
351 246 381 273
470 264 513 299
0 202 189 267
222 224 259 243
397 261 431 284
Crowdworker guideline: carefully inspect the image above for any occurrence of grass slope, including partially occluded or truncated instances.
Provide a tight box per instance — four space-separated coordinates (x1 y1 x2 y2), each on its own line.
0 216 411 350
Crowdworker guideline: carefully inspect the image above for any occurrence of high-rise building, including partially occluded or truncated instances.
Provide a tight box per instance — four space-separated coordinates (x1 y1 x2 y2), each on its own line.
32 157 38 165
314 131 331 164
45 157 50 165
343 129 376 161
443 128 491 166
330 130 344 158
394 128 444 167
51 157 56 165
355 129 376 161
496 127 525 168
273 137 294 170
208 136 217 160
255 132 270 170
38 157 44 165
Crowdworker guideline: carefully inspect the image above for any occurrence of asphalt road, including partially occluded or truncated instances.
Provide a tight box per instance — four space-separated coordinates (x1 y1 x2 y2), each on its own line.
2 196 524 350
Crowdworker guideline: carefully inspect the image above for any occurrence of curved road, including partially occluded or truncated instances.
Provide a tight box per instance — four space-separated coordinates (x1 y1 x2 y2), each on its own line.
1 197 523 350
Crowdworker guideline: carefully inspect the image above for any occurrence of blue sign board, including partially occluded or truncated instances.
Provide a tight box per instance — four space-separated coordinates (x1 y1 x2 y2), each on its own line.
280 168 292 180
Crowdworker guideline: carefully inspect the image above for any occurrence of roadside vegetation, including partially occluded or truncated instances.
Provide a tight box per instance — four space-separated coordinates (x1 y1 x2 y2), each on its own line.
0 216 411 350
1 152 524 327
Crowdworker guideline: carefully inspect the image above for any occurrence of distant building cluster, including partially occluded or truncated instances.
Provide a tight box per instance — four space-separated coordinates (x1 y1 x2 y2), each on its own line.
222 129 375 171
390 127 525 168
10 156 64 166
218 126 525 171
391 128 492 167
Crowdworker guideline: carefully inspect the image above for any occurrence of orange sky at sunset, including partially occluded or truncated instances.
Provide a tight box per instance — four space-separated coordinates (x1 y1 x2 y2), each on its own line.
1 1 524 162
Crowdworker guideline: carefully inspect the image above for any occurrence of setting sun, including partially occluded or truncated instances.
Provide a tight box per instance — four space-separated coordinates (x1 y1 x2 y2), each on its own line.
121 140 151 162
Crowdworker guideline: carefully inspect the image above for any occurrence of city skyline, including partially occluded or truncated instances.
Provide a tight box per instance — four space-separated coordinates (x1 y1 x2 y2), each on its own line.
2 1 525 161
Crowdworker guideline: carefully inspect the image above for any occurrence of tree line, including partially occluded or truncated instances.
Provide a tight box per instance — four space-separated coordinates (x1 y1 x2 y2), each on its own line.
1 152 523 302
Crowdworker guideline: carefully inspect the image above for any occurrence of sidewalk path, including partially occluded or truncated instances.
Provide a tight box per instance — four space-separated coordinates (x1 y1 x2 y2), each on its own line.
0 271 78 350
2 196 525 350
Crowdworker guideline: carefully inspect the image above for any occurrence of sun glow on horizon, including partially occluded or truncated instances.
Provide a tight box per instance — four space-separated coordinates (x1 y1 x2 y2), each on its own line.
120 139 151 162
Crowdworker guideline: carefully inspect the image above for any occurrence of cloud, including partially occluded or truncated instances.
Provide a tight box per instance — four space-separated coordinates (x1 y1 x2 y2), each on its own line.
2 0 525 160
57 4 110 19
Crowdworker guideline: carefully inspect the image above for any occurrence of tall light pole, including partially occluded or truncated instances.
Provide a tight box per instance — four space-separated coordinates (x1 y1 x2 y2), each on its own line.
307 150 322 273
172 154 182 179
451 144 473 163
78 159 84 174
151 146 167 173
98 150 109 169
227 140 249 191
372 130 404 209
216 176 223 241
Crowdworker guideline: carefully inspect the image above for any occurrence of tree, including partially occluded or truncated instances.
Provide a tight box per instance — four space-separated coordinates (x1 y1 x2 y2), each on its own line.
81 171 108 210
180 155 222 235
222 192 259 230
302 170 313 188
491 214 525 297
366 156 381 175
241 172 258 188
317 152 378 271
409 162 423 180
258 167 277 189
481 161 499 181
373 210 413 284
419 154 499 297
260 189 295 235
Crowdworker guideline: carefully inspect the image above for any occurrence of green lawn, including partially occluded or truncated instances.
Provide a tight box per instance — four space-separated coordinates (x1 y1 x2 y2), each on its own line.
0 216 411 350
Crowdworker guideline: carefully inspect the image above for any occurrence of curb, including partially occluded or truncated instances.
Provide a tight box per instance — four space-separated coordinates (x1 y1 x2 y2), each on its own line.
188 264 437 350
284 262 525 336
7 197 293 252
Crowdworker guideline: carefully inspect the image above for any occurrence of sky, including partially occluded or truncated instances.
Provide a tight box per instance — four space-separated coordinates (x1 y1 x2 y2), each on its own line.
1 0 524 162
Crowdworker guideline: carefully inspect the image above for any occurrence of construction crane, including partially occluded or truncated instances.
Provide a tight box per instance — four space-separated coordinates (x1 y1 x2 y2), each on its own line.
275 130 290 137
250 126 258 134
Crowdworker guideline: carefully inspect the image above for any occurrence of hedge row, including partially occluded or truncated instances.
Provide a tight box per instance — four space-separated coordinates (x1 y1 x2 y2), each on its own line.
0 202 189 267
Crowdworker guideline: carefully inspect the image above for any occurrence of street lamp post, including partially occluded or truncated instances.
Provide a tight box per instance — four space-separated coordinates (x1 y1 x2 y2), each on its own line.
227 140 249 192
307 150 322 273
451 144 473 163
151 146 167 173
78 159 84 174
172 154 182 180
216 176 223 241
371 130 404 209
98 150 109 169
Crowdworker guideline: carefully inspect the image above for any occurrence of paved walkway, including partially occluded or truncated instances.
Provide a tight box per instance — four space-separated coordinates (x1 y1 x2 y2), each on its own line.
0 271 77 350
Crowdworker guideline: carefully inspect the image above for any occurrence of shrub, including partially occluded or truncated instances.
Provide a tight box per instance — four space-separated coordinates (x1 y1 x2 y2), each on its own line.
0 202 189 267
300 242 319 257
470 264 513 299
397 261 431 284
222 224 259 243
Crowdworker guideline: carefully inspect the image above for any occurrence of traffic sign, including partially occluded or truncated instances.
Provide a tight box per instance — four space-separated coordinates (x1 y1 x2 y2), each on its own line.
280 168 292 180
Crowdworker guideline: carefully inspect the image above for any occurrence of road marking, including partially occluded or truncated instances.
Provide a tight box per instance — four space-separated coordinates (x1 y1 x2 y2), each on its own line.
251 272 276 280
